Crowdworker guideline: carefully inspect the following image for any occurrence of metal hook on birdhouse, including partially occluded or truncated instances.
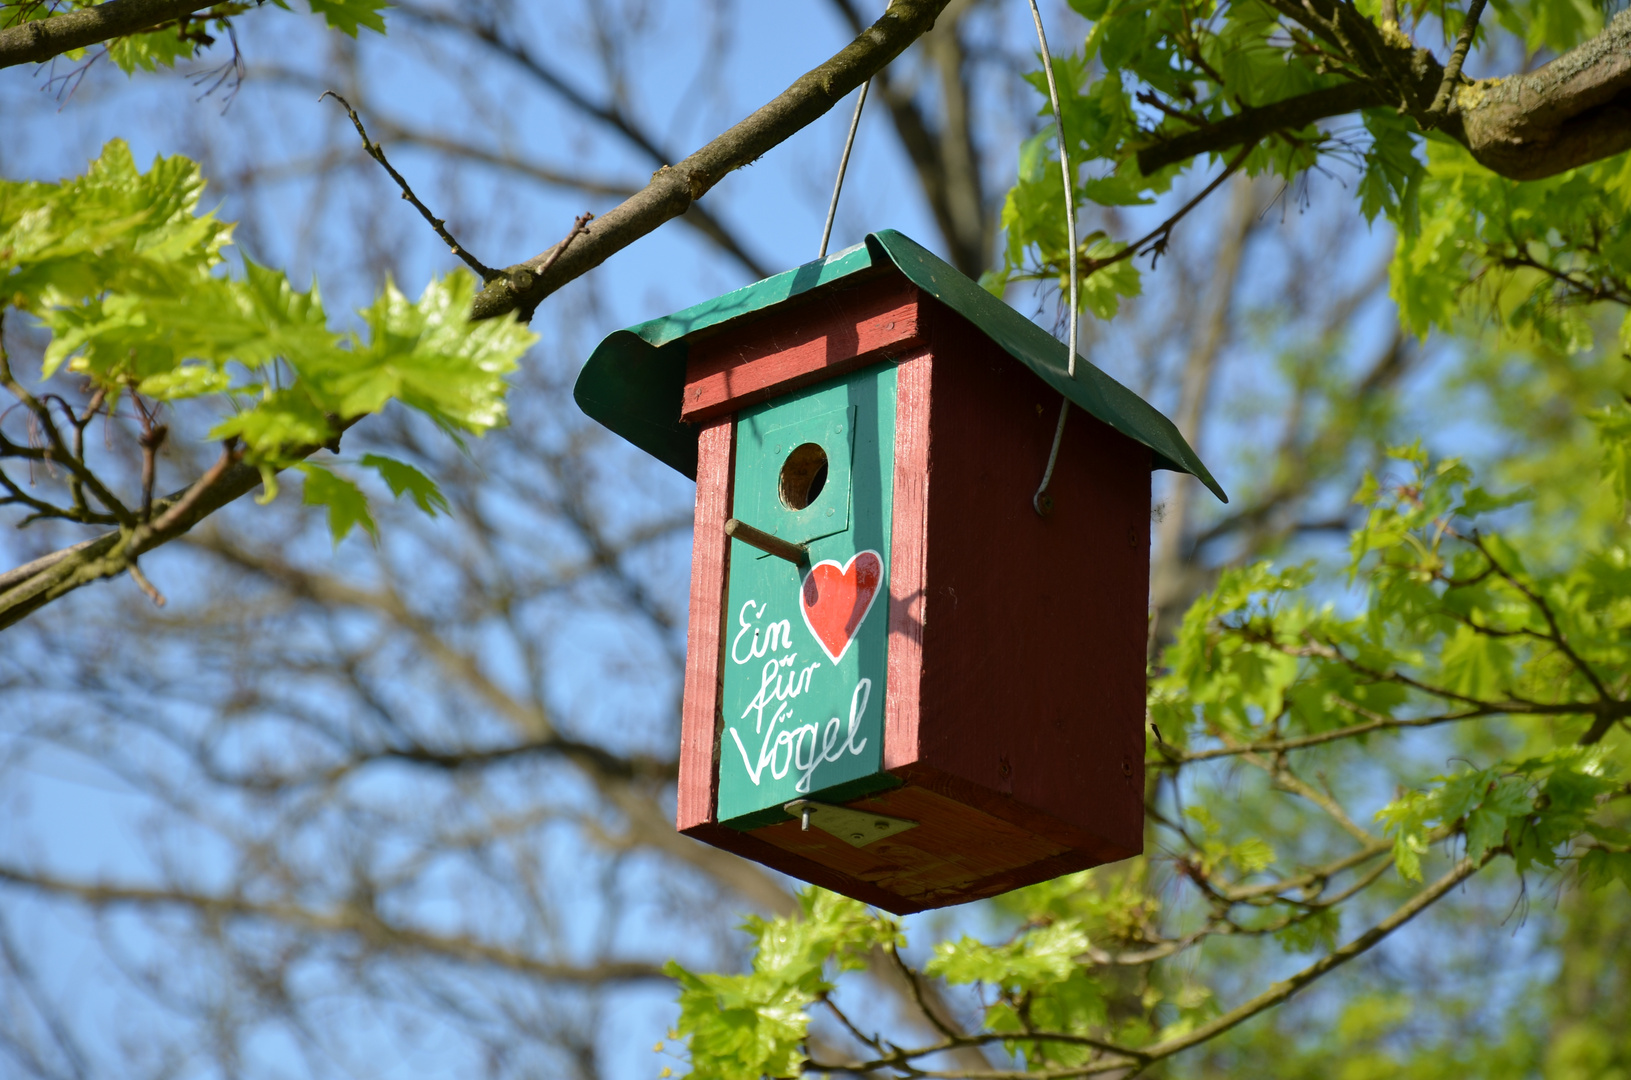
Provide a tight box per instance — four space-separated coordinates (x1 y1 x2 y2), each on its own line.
1027 0 1079 518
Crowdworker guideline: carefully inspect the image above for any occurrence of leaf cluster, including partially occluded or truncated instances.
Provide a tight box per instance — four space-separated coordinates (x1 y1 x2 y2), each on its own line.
666 448 1631 1077
2 140 534 541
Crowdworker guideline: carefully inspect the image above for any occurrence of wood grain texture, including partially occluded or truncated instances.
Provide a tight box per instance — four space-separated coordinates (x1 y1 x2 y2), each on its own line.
912 298 1151 859
738 781 1126 914
884 346 933 771
677 416 735 831
682 276 923 421
679 819 922 912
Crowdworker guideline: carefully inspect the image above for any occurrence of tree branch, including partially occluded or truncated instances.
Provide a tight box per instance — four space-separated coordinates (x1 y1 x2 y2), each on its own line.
0 863 668 985
0 3 955 630
0 0 217 70
388 3 775 282
467 0 954 322
1130 853 1488 1066
319 90 500 282
1137 9 1631 181
1136 82 1387 175
1460 9 1631 179
1424 0 1488 122
0 433 299 632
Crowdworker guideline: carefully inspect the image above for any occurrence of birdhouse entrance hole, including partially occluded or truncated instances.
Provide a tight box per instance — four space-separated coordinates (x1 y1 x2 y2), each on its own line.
779 443 829 510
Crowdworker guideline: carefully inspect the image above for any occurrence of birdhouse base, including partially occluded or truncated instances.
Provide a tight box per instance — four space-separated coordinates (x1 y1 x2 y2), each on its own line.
682 770 1137 914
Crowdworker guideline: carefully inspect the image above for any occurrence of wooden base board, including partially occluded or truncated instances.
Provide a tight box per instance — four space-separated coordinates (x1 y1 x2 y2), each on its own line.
682 771 1137 915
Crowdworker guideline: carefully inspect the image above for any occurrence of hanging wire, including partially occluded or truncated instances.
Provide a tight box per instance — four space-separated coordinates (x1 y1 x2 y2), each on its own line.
1026 0 1080 516
819 79 871 259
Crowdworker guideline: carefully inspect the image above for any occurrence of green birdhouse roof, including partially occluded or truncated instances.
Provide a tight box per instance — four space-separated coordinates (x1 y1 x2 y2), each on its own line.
573 229 1225 502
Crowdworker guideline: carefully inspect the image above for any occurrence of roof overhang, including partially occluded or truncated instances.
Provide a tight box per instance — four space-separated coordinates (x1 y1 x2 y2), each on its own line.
573 230 1225 502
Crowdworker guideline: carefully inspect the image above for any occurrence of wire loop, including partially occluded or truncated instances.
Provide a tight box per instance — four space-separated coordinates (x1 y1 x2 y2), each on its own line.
1026 0 1080 516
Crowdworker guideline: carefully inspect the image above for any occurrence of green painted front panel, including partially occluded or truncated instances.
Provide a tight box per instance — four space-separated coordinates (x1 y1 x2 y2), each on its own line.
718 363 898 829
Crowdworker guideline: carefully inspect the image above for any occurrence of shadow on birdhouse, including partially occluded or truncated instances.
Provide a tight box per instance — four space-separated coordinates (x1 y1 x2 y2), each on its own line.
576 231 1224 914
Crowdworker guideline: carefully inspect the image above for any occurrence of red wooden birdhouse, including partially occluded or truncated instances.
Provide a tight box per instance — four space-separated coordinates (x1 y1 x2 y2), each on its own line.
575 231 1224 913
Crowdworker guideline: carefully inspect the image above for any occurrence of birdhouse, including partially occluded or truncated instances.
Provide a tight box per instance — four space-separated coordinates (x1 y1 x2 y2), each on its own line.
575 231 1223 913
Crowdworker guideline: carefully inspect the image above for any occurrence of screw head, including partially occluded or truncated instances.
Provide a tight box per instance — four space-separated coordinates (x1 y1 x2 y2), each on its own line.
874 820 889 830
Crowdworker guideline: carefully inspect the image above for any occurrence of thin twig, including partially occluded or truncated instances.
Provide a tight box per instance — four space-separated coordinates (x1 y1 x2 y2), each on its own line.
532 213 594 284
319 90 501 282
819 993 884 1053
146 440 242 535
1425 0 1488 122
126 562 166 607
0 314 134 527
887 943 961 1040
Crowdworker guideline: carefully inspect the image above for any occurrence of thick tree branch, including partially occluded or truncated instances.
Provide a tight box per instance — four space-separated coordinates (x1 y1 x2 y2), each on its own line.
1137 82 1388 174
468 0 954 322
1460 8 1631 179
0 436 291 632
1138 10 1631 181
0 0 216 70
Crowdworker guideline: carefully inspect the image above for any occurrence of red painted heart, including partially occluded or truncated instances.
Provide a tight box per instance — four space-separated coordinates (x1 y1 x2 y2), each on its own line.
799 550 883 664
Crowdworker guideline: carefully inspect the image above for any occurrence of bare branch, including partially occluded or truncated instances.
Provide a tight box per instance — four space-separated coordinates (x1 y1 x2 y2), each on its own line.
467 0 955 322
1424 0 1489 122
320 90 501 282
1138 9 1631 181
0 863 669 985
0 0 218 70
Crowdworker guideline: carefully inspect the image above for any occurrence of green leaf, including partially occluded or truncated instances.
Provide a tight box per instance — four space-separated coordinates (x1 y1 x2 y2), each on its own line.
666 890 899 1080
6 140 231 320
298 463 378 544
268 0 389 36
1438 625 1514 700
1274 908 1340 954
303 272 535 433
304 0 389 36
1579 848 1631 891
1588 403 1631 504
360 454 449 516
209 388 334 459
927 921 1090 987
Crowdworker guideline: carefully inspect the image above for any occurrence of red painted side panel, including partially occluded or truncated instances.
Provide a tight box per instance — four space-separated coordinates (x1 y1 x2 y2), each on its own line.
884 347 932 771
677 416 734 831
682 277 923 422
912 301 1151 859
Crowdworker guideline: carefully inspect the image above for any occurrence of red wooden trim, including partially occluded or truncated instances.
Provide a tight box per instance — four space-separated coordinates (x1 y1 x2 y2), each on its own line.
676 415 735 831
884 346 933 772
681 277 923 422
